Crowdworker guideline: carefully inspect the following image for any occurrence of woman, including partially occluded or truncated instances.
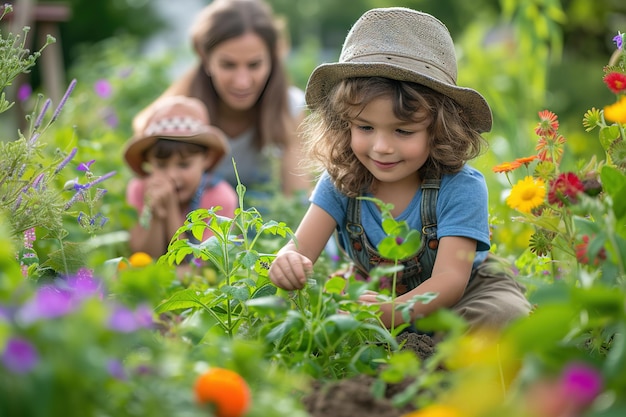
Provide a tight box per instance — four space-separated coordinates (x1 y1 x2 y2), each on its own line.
134 0 309 198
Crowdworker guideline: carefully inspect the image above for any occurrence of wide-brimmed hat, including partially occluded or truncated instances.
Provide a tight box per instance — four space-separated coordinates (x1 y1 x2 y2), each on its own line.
123 96 229 176
305 7 493 133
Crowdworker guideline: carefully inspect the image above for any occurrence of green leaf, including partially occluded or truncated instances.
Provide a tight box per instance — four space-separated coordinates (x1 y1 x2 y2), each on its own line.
324 276 347 295
245 295 288 314
600 165 626 198
250 282 277 299
238 249 260 269
265 310 305 343
599 125 621 150
155 288 206 313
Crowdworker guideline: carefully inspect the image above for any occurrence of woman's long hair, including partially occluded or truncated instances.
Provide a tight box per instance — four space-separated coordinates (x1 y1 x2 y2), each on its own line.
141 0 293 149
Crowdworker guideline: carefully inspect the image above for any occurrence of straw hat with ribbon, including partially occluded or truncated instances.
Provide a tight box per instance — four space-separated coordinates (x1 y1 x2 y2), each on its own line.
124 96 229 177
305 7 493 133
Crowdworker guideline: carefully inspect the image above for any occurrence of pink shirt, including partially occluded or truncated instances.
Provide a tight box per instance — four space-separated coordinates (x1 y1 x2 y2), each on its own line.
126 176 238 240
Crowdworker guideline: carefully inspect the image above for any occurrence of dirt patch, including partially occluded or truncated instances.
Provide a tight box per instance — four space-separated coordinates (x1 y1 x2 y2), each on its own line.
303 333 436 417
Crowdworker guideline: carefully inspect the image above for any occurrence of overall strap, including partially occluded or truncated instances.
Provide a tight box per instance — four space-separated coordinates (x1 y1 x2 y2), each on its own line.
341 177 441 294
420 178 441 248
344 196 372 275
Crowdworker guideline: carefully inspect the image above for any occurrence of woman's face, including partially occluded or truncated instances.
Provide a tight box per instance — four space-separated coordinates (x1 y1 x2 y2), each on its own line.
204 32 272 111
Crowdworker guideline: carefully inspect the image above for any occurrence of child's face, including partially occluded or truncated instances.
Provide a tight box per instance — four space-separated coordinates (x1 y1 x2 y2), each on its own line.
145 151 213 205
350 96 430 188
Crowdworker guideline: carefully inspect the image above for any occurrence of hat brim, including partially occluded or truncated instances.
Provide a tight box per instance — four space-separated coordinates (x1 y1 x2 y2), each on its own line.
123 126 229 177
305 62 492 133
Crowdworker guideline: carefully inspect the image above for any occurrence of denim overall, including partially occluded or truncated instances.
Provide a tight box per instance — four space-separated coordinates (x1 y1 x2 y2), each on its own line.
339 178 442 295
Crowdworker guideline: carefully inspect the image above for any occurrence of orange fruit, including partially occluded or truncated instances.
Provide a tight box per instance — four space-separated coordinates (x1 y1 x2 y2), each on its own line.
128 252 153 268
194 368 251 417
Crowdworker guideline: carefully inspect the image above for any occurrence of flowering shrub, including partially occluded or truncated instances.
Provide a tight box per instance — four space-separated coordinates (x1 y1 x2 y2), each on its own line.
493 31 626 279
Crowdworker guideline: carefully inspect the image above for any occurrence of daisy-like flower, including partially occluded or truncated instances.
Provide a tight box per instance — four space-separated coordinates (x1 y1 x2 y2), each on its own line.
535 110 559 136
515 155 538 166
603 72 626 94
536 132 566 163
492 160 521 173
506 176 546 213
604 95 626 124
548 172 585 207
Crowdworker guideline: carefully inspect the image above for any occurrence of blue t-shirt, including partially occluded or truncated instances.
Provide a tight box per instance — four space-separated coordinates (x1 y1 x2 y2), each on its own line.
311 165 491 267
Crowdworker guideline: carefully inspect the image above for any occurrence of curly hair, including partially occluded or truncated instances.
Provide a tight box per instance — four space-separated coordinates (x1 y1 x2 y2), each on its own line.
301 77 488 197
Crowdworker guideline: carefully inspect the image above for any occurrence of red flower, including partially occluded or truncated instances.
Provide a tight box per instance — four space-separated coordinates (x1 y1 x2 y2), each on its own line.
575 235 607 265
535 110 559 136
548 172 584 206
603 72 626 94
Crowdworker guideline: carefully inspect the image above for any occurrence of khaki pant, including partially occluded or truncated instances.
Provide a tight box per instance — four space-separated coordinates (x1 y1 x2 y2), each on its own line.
452 254 532 330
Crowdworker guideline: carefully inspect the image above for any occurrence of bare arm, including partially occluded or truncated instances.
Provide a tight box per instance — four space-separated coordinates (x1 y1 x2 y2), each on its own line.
360 236 476 328
269 204 337 290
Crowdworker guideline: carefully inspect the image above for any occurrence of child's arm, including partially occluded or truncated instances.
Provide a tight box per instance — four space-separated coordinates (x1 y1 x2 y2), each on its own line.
128 175 182 258
359 235 476 328
269 204 337 290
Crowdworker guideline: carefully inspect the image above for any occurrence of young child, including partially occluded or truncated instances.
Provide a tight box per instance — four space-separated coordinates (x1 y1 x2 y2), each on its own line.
124 95 238 258
268 7 531 331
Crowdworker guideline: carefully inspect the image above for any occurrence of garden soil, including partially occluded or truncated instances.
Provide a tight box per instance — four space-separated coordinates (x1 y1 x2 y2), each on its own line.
303 333 436 417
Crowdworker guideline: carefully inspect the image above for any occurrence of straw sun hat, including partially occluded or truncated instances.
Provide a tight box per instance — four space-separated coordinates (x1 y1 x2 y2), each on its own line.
123 96 229 177
305 7 493 133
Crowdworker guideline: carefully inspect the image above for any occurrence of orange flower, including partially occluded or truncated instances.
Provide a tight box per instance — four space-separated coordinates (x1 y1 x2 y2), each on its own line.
514 155 538 166
402 404 463 417
492 160 521 173
194 368 251 417
536 132 566 163
128 252 153 268
535 110 559 136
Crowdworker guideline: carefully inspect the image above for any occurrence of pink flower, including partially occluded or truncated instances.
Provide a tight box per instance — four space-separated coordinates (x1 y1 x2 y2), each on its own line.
560 362 603 407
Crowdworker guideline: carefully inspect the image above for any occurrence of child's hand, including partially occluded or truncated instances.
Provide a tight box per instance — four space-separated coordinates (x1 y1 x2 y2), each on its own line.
145 173 177 219
269 250 313 291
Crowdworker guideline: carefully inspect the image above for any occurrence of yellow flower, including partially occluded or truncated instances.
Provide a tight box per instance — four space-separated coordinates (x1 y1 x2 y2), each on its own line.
604 95 626 123
506 176 546 213
402 404 464 417
128 252 153 268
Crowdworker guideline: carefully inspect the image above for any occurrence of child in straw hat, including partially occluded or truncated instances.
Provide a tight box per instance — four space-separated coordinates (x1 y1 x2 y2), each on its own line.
269 7 531 331
124 95 238 258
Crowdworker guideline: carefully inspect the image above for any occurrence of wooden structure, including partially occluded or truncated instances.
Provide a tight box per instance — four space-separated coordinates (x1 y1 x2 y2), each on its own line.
5 1 71 105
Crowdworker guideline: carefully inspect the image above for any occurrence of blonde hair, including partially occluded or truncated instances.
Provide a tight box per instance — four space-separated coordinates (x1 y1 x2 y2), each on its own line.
302 77 487 197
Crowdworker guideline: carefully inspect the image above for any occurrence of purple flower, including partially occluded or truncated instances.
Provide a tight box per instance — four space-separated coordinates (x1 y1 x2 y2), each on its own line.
560 362 603 406
1 337 39 374
54 147 78 175
108 304 153 333
102 107 119 128
118 67 133 78
614 32 624 50
395 236 404 245
17 84 32 102
51 79 76 123
107 359 127 380
65 268 102 300
94 79 112 98
17 285 75 324
77 160 96 172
